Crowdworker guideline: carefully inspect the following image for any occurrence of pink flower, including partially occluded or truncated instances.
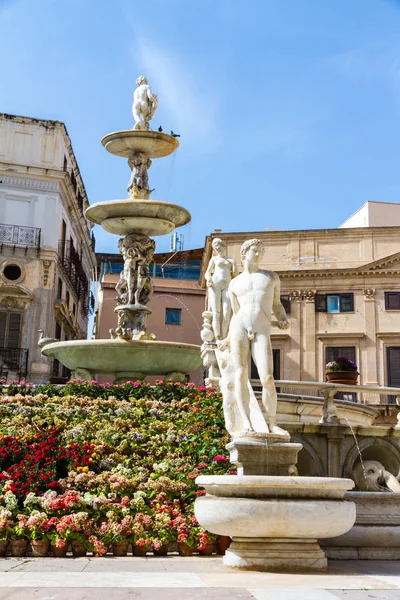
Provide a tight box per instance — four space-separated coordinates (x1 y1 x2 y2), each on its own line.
212 455 228 462
186 382 195 387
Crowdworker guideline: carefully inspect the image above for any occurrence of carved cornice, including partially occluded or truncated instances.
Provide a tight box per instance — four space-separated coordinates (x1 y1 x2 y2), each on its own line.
302 290 316 302
42 260 54 288
0 175 59 192
289 290 302 302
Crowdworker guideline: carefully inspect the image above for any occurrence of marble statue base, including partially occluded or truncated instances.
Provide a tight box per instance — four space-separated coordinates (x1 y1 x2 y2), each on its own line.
224 537 327 572
227 434 302 476
111 304 151 341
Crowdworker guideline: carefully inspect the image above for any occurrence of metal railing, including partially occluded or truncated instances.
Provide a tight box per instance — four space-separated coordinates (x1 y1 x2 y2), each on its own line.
58 240 90 315
0 224 41 249
0 347 29 379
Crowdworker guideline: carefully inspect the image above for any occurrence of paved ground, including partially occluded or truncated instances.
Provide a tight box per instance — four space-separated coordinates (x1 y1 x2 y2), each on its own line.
0 557 398 599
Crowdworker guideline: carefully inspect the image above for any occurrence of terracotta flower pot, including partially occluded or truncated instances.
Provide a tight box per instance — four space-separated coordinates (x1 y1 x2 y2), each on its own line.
133 544 150 556
30 540 49 557
10 539 28 557
152 544 168 556
0 540 8 557
198 542 215 556
216 535 231 555
112 541 129 557
326 371 359 385
51 544 68 558
178 542 193 556
71 540 87 557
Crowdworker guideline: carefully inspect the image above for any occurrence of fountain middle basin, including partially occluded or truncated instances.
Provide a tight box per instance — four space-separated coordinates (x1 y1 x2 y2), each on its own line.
42 339 202 382
195 475 356 572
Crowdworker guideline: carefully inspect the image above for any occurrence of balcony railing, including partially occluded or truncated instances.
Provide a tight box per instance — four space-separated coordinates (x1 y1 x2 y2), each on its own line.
58 240 90 316
0 224 41 249
0 347 28 379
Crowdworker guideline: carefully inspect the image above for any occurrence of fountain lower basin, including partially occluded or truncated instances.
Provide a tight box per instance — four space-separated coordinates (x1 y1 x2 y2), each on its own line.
42 339 202 383
195 475 356 572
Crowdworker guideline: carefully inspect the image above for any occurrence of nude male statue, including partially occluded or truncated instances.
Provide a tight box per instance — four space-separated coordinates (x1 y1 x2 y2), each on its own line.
227 238 289 437
132 76 158 130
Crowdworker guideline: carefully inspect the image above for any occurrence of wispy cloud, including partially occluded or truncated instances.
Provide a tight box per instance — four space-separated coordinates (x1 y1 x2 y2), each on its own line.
131 36 221 149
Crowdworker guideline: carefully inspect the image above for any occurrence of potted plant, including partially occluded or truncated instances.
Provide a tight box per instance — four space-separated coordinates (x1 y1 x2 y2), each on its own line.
26 512 51 557
325 357 359 385
0 509 13 556
9 515 29 557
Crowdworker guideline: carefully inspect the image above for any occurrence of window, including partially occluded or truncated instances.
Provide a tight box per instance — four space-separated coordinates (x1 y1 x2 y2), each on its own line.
385 292 400 311
251 350 280 381
57 278 63 300
66 291 70 309
315 293 354 313
3 264 22 282
387 347 400 404
325 346 357 401
280 294 291 314
165 308 182 325
0 312 22 348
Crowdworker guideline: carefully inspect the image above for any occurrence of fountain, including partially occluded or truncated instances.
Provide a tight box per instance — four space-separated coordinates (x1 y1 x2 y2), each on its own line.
41 76 202 383
195 238 357 572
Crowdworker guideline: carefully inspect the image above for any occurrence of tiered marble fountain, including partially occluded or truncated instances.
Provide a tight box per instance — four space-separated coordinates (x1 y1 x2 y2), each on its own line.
195 238 357 572
42 76 202 383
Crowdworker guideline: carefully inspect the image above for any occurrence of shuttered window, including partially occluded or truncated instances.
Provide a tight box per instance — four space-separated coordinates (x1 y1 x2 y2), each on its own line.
387 347 400 404
280 295 291 314
315 293 354 313
0 312 22 348
385 292 400 311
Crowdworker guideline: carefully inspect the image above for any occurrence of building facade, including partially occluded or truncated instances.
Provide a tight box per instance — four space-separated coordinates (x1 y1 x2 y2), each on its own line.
200 214 400 402
0 114 96 382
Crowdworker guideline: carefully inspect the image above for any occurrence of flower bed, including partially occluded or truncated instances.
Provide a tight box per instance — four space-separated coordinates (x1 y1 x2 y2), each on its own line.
0 380 235 556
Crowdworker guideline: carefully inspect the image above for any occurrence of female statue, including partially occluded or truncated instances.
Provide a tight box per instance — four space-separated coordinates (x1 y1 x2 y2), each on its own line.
205 238 237 340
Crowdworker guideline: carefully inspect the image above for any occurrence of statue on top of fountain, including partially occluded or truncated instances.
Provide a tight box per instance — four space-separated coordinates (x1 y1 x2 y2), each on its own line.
202 238 290 440
132 76 158 131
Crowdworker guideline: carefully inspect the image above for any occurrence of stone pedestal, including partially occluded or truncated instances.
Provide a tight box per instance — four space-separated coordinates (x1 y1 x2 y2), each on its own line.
227 434 302 476
225 537 326 572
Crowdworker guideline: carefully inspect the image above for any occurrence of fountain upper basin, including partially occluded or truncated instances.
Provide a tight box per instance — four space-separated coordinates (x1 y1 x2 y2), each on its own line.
42 339 202 382
102 130 179 158
85 199 191 236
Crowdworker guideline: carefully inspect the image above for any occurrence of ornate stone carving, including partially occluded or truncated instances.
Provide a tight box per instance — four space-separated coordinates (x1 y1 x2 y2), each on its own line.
0 296 25 310
364 288 376 300
289 290 302 302
302 290 316 302
116 234 155 306
127 152 152 199
42 260 53 288
132 76 158 131
353 460 400 492
204 238 237 341
109 233 156 341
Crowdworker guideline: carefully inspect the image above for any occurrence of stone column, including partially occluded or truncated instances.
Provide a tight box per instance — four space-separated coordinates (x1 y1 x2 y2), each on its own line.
302 290 316 381
363 289 378 388
326 429 345 478
288 291 302 380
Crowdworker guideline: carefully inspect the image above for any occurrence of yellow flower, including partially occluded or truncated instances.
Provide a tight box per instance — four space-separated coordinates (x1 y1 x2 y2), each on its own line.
82 466 89 473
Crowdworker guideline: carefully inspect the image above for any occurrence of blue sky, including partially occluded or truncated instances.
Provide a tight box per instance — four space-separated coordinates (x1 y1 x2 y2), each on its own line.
2 0 400 254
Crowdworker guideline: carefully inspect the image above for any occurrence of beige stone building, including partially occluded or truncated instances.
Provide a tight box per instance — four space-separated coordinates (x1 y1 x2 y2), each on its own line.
200 203 400 400
0 114 96 382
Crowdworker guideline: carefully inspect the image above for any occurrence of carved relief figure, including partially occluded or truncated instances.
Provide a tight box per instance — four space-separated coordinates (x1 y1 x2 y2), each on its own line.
205 238 237 340
132 76 158 131
116 234 155 306
225 239 289 437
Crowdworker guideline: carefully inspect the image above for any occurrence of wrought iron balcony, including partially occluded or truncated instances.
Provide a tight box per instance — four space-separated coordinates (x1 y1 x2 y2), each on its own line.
0 347 28 378
58 240 90 316
0 224 41 249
